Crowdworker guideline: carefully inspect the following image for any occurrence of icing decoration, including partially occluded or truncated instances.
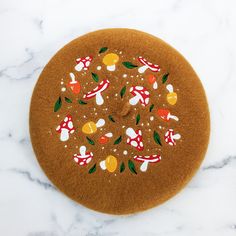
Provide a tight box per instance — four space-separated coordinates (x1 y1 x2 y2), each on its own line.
166 84 177 105
157 109 179 121
73 146 93 166
164 129 181 146
75 56 92 71
67 73 81 94
99 132 113 144
83 79 110 105
129 86 150 107
137 56 160 74
126 128 144 151
82 119 105 134
100 155 118 172
134 155 161 172
102 53 119 71
147 75 158 89
56 115 75 141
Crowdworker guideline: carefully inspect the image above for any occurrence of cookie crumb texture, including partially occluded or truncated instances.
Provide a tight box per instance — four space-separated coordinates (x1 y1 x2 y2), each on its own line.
30 29 210 214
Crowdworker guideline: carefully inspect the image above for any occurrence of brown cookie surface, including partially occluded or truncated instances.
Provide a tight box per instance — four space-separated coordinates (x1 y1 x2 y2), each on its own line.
30 29 210 214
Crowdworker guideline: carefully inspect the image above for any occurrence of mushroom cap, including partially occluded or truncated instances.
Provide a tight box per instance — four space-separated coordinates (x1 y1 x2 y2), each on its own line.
126 129 144 151
83 79 110 99
102 53 119 66
134 154 161 163
73 151 94 166
56 115 75 133
164 129 176 145
76 56 93 70
130 86 150 106
138 56 160 72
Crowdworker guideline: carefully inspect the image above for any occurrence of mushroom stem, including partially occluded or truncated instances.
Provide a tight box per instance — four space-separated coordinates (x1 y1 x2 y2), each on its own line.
126 128 136 138
60 128 69 141
107 65 116 71
140 161 149 172
173 134 181 140
80 146 86 156
153 81 158 90
69 73 77 83
100 160 106 170
75 62 83 72
96 119 105 128
129 94 141 105
168 114 179 121
95 92 104 105
166 84 174 93
138 65 149 73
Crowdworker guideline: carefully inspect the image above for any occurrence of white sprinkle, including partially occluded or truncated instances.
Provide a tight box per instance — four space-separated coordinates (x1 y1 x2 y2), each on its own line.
159 125 162 129
95 112 97 115
141 123 144 126
97 66 102 70
64 145 67 148
131 75 134 78
150 116 154 121
119 51 122 54
83 115 87 118
76 146 78 148
61 87 66 92
123 74 127 78
60 81 64 85
141 78 144 81
122 125 126 128
123 150 128 155
102 147 105 150
147 123 150 126
148 129 152 132
113 149 117 152
57 115 60 118
115 93 118 97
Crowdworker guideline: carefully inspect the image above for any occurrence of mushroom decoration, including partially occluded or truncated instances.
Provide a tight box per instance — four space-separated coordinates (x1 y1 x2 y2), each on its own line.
56 115 75 141
67 73 81 94
134 155 161 172
99 132 113 144
82 118 105 134
83 79 110 105
126 127 144 151
147 74 158 90
100 155 118 172
73 146 94 166
129 86 150 107
166 84 177 105
157 109 179 121
102 53 119 71
137 56 160 74
75 56 92 72
164 129 181 146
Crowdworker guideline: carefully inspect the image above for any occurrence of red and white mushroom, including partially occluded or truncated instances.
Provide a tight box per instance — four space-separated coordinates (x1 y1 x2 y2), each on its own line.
164 129 181 146
75 56 93 72
129 86 150 107
137 56 160 74
56 115 75 141
126 127 144 151
134 155 161 172
73 146 93 166
157 109 179 121
83 79 110 105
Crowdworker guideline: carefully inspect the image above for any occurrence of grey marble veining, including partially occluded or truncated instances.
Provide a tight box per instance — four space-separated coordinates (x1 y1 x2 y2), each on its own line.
1 0 236 235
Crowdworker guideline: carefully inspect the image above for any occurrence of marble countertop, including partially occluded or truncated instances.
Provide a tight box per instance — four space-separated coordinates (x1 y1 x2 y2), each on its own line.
1 0 236 235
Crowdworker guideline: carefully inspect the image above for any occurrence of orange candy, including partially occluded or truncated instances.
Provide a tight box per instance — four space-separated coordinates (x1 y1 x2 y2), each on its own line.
67 82 81 94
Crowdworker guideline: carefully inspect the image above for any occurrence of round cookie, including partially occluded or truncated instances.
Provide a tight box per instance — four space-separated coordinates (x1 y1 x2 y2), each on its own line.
30 29 210 215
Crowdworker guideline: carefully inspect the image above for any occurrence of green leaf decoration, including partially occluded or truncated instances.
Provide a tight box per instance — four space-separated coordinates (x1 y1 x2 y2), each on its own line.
128 160 137 174
54 97 62 112
120 162 125 173
149 104 154 112
122 62 138 69
65 97 72 103
86 136 95 145
120 86 126 98
114 135 122 145
108 115 115 122
78 100 87 105
99 47 108 54
91 72 99 82
162 73 169 84
89 164 96 174
153 131 162 146
136 114 140 125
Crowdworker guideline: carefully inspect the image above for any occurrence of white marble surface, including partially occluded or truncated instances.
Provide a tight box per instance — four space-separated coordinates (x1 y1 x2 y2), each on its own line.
1 0 236 235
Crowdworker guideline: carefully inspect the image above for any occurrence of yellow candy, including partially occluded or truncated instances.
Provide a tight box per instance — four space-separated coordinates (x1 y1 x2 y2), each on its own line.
82 121 97 134
105 155 117 172
167 92 177 105
102 53 119 71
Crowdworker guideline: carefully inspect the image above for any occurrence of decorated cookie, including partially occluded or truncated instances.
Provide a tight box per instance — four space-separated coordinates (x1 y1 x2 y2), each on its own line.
30 29 210 215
